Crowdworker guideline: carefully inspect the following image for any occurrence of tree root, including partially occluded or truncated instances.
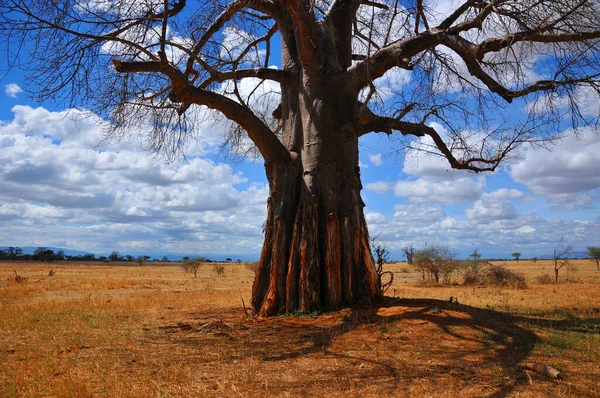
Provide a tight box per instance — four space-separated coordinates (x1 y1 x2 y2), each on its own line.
520 362 562 379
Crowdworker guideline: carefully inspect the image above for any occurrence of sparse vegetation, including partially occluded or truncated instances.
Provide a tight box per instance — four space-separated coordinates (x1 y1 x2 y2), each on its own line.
413 244 461 284
536 274 554 284
463 262 527 289
181 258 203 278
245 262 259 274
213 264 225 276
587 246 600 270
1 260 599 397
402 245 415 265
553 238 575 282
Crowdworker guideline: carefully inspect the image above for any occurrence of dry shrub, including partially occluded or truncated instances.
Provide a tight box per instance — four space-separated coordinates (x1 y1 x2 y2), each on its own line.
463 263 527 289
415 279 444 287
245 262 258 274
536 274 554 284
181 259 202 278
213 264 225 276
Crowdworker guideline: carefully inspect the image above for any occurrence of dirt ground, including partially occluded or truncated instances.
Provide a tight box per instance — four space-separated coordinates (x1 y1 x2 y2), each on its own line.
1 260 599 397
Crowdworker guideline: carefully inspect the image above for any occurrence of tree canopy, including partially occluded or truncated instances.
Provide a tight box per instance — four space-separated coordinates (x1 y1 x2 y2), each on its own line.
1 0 598 165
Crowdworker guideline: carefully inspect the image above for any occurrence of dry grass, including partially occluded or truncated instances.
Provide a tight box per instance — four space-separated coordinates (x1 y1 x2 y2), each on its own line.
1 260 599 397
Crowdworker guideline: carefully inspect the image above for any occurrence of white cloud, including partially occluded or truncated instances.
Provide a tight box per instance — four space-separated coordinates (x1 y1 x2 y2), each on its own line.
0 105 269 256
550 195 595 211
510 128 600 199
4 83 23 98
394 177 485 204
392 204 446 224
465 193 518 222
220 27 267 65
488 188 527 200
369 153 383 166
365 181 390 193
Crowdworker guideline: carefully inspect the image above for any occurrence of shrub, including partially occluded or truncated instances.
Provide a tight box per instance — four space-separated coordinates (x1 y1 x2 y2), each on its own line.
213 264 225 276
536 274 554 284
463 263 527 289
181 258 203 278
414 244 461 284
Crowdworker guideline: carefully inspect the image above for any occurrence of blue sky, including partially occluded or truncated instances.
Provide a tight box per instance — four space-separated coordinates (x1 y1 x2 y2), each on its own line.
0 1 599 260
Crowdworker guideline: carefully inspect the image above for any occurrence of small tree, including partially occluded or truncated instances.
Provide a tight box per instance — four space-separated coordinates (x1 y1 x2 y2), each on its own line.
586 247 600 270
182 258 203 278
33 247 55 262
402 246 415 265
511 253 522 263
136 255 150 266
371 238 393 293
161 256 169 262
414 244 460 284
109 251 121 262
7 247 23 259
553 238 574 282
469 249 482 262
531 257 539 264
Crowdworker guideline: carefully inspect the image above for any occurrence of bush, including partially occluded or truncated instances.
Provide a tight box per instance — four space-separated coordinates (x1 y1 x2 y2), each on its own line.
213 264 225 276
181 258 203 278
463 263 527 289
414 244 461 284
535 274 554 284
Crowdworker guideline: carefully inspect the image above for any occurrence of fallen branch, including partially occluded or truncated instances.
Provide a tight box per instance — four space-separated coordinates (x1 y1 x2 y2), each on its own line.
520 362 562 379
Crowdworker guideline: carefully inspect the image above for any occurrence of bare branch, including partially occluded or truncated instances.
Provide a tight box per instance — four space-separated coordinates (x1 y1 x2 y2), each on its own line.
357 104 523 173
113 59 290 164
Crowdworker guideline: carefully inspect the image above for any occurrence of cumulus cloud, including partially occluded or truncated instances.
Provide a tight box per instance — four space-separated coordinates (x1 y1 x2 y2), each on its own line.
509 128 600 200
487 188 527 200
365 181 390 193
550 195 595 211
367 201 600 258
4 83 23 98
0 105 269 255
394 177 485 204
369 153 383 166
465 193 518 223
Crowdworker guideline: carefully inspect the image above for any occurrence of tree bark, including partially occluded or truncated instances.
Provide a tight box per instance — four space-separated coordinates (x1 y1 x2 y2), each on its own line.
251 74 381 317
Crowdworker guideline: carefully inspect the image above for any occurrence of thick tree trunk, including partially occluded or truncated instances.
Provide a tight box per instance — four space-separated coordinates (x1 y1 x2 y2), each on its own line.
251 76 381 317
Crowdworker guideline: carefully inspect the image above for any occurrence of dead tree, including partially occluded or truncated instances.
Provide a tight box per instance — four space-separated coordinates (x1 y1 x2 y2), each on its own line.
553 237 574 282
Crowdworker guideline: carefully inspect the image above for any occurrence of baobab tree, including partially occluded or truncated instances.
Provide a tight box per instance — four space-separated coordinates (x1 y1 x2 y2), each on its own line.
1 0 599 316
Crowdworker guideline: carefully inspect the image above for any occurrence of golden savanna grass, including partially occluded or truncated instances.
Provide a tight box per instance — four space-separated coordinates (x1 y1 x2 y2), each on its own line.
1 260 599 397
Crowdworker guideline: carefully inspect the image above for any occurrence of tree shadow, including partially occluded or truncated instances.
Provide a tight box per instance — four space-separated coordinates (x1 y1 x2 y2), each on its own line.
160 298 595 396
